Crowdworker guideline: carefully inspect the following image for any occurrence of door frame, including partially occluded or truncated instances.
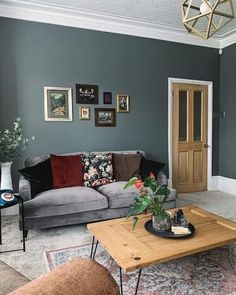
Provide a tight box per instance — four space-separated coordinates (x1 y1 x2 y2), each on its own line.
168 77 213 191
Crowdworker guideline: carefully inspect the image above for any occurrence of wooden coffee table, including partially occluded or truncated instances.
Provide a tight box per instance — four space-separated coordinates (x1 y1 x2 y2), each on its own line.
87 206 236 295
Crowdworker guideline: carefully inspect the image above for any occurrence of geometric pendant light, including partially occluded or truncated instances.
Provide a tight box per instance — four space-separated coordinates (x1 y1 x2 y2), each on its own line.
182 0 235 39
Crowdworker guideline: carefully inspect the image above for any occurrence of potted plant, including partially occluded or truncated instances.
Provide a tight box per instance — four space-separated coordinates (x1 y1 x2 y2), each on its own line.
0 117 34 190
124 173 170 231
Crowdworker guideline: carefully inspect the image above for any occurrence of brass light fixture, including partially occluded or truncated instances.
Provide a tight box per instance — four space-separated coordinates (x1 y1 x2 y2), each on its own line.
182 0 235 39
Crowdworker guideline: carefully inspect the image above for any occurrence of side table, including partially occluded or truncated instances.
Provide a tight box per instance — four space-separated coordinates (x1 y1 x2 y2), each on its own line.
0 191 26 253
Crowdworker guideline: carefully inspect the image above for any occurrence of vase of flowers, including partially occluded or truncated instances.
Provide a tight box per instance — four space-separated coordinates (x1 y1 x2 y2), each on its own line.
124 173 170 231
0 117 34 190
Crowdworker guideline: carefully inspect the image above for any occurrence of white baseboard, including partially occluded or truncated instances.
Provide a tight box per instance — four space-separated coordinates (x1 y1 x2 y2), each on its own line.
169 175 236 196
218 176 236 196
208 176 219 191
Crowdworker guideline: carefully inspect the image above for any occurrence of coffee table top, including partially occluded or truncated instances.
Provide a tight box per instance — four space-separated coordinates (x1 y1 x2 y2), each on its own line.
87 206 236 272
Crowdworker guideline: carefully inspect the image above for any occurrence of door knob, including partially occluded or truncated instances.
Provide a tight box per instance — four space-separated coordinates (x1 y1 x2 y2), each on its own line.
204 144 209 148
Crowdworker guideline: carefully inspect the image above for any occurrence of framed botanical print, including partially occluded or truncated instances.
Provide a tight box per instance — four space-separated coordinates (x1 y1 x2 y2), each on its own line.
76 84 98 104
79 106 90 120
117 94 130 113
95 108 116 127
103 92 112 104
44 87 72 121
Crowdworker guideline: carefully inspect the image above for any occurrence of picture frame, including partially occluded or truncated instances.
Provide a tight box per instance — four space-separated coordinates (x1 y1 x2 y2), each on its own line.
95 108 116 127
79 106 90 120
103 92 112 104
76 84 98 104
117 94 130 113
44 87 72 121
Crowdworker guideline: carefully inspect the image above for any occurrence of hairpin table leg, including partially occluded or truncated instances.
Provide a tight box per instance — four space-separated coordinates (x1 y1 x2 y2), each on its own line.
119 267 123 295
90 236 95 259
92 240 99 259
135 268 142 295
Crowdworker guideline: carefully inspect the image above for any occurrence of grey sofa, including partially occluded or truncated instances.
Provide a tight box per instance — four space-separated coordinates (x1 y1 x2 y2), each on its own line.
19 150 177 232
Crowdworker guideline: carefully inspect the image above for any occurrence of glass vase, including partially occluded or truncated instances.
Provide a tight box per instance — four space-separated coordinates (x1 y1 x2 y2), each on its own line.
152 212 171 232
0 162 13 190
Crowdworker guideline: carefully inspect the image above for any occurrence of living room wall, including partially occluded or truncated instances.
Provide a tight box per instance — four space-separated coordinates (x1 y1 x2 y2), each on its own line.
0 17 220 187
219 43 236 179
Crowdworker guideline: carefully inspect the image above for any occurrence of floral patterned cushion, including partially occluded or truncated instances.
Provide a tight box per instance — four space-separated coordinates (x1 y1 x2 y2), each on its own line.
83 153 114 187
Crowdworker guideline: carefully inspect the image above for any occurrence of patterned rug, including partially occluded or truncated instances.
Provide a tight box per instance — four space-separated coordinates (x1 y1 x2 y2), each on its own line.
45 243 236 295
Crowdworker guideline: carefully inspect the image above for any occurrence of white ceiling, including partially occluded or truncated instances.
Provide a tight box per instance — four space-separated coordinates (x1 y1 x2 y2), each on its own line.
0 0 236 48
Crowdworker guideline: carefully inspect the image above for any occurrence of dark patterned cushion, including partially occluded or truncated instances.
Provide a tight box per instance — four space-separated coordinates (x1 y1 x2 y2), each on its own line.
83 153 114 187
112 153 142 181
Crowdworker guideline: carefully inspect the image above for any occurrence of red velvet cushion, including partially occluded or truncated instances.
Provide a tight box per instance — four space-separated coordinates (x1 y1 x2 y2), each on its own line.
50 154 84 189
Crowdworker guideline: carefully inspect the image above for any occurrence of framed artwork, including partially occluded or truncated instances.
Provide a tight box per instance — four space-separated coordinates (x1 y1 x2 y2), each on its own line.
103 92 112 104
79 106 90 120
117 94 130 113
95 108 116 127
44 87 72 121
76 84 98 104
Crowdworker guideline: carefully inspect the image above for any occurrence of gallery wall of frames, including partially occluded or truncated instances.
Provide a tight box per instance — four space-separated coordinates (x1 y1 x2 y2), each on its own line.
44 84 130 127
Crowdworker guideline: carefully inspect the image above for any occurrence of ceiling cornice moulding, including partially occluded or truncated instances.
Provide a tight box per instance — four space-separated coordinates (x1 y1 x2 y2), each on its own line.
0 0 232 49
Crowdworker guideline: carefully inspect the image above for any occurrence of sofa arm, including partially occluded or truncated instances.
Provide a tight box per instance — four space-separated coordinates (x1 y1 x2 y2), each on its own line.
18 175 31 201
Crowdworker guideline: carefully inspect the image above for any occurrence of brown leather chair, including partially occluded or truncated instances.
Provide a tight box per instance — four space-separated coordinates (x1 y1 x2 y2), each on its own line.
9 258 120 295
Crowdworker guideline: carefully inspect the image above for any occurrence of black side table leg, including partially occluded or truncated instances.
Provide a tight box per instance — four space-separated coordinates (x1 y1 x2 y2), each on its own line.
0 209 2 245
20 201 25 252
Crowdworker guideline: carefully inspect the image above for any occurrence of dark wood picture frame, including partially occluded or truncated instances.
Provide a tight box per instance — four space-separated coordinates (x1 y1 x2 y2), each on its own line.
76 84 98 104
95 108 116 127
103 92 112 104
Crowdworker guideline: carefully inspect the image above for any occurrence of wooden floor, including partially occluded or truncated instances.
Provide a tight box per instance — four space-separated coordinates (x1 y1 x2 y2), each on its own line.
87 206 236 272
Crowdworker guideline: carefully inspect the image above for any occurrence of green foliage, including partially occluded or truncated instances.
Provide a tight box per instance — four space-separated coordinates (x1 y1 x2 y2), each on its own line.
124 175 170 229
0 118 34 162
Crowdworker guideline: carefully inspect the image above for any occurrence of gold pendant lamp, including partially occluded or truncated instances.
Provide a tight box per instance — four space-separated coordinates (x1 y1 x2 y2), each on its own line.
182 0 235 39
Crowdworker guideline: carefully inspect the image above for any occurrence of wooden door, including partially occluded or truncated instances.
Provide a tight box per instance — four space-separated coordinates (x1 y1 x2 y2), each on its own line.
172 83 208 193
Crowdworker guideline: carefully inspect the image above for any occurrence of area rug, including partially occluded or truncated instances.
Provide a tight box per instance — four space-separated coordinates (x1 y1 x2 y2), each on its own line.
45 243 236 295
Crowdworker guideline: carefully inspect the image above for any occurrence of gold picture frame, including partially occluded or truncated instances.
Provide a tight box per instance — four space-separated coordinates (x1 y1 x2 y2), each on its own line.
117 94 129 113
79 106 90 120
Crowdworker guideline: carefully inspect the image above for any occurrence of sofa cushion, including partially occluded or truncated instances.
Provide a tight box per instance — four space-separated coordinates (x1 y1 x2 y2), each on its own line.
112 153 142 181
18 158 53 198
96 182 177 209
96 181 139 209
140 156 165 180
50 154 84 189
83 153 114 187
23 187 108 218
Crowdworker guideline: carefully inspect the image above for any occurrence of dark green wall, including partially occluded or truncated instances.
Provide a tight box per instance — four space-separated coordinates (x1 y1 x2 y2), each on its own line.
219 43 236 178
0 17 220 186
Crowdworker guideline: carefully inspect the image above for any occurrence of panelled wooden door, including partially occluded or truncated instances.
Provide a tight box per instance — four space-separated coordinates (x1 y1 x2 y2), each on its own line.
172 83 208 193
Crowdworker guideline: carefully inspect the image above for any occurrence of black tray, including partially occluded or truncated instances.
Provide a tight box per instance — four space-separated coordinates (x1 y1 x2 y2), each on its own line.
145 220 195 239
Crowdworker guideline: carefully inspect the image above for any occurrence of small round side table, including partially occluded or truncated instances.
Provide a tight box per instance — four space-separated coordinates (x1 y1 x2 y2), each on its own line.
0 192 26 253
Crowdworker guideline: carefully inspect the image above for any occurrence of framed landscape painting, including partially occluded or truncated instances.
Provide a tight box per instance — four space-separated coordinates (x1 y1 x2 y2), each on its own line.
44 87 72 121
76 84 98 104
95 108 116 127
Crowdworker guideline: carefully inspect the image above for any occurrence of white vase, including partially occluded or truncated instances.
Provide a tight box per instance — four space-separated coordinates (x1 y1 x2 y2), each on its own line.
0 162 13 191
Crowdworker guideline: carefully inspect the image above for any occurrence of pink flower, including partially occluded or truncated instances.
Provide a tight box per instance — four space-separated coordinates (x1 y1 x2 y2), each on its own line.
150 172 155 179
135 179 143 189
